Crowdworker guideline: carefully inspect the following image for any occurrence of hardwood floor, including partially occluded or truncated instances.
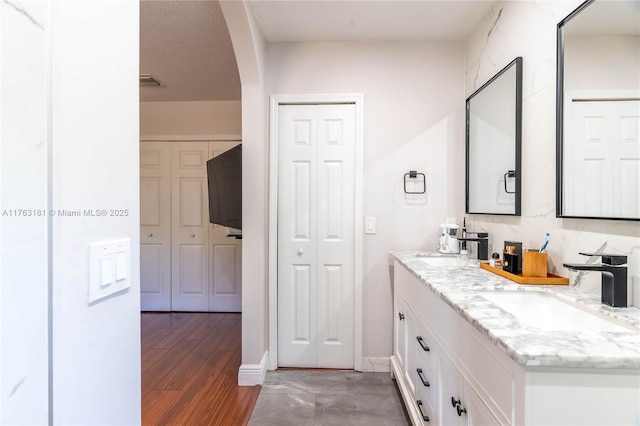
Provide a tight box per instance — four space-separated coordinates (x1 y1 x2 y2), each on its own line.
141 312 261 425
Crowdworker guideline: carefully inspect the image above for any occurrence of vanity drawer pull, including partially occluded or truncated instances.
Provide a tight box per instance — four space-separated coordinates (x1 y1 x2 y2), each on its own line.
417 400 429 422
416 336 430 352
451 397 467 417
416 368 430 387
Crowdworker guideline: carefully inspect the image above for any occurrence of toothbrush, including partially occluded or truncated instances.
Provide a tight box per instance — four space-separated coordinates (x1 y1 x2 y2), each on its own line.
539 233 550 253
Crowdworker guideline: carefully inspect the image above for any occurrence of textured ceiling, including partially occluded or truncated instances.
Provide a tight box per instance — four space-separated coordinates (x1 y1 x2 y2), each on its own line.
140 1 498 103
140 1 240 102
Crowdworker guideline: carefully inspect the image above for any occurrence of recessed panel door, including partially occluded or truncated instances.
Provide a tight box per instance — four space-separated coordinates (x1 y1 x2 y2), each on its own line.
208 141 242 312
568 99 640 217
140 142 171 311
277 104 356 368
171 142 209 311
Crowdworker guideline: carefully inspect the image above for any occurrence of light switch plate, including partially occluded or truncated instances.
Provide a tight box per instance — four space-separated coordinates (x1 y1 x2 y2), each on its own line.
88 238 131 303
365 217 376 234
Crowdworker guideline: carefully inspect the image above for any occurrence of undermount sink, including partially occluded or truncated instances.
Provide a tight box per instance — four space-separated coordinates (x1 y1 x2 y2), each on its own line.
477 290 637 333
416 256 471 267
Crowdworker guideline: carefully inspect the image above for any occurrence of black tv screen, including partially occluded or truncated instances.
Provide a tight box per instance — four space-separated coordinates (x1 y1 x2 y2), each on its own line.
206 145 242 230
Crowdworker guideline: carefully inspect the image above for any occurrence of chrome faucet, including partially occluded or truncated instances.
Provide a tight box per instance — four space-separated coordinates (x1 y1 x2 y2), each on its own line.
458 232 489 261
563 253 628 307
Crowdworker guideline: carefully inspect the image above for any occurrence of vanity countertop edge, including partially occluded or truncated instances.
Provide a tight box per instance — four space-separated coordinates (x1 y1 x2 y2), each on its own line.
391 251 640 370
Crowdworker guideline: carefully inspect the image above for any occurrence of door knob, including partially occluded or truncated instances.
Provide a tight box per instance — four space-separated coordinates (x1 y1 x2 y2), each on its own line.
297 249 304 255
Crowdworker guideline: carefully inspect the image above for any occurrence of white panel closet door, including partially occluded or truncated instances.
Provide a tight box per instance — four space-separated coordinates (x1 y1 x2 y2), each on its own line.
208 141 242 312
569 100 640 217
171 142 209 311
140 142 171 311
278 104 355 368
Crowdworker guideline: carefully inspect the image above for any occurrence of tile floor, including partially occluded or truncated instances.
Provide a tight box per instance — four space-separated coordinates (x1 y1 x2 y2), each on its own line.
248 370 410 425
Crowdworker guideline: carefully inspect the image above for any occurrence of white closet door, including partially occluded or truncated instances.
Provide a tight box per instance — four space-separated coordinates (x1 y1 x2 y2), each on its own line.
278 104 355 368
140 142 171 311
171 142 209 311
208 141 242 312
315 105 355 368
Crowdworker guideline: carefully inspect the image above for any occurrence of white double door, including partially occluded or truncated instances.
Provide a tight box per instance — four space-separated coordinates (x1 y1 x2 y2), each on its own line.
277 104 356 368
140 141 242 312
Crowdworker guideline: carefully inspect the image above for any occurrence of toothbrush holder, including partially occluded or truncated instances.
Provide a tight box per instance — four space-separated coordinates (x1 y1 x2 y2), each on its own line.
523 251 548 278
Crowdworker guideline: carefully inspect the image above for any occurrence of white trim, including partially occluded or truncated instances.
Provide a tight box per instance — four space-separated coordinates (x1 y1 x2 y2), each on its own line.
238 351 269 386
565 89 640 103
268 93 364 372
391 355 422 425
140 134 242 142
362 357 390 372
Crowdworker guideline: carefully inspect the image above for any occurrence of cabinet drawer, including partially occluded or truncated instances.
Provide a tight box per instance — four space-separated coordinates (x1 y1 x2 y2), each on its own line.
414 321 437 372
413 362 437 412
415 398 434 425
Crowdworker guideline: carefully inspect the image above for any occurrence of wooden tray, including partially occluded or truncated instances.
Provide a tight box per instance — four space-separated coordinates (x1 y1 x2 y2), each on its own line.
480 263 569 285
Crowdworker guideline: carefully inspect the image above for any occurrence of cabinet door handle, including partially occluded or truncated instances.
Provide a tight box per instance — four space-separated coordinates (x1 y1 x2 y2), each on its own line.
451 397 467 416
147 233 153 237
416 368 430 387
416 400 430 422
456 403 467 416
416 336 430 352
398 312 405 321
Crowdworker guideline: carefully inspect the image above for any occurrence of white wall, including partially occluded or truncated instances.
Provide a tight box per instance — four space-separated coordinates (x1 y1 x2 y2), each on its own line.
140 100 242 137
50 1 141 423
565 35 640 91
219 1 269 382
0 1 49 423
464 1 640 305
266 41 465 362
1 1 141 424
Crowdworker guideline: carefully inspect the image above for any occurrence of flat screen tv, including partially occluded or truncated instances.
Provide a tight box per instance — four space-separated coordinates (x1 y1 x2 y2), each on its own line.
206 145 241 230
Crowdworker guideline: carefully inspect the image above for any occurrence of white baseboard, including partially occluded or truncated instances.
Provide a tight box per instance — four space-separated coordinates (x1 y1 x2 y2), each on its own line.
238 351 269 386
362 357 390 372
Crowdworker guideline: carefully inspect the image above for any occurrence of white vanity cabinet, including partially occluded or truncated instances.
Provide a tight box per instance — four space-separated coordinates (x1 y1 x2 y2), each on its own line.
391 258 640 426
392 261 507 425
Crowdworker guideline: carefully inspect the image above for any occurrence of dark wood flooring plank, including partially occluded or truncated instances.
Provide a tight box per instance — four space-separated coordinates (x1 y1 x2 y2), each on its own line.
153 313 209 349
141 312 260 426
142 338 200 395
184 313 226 340
141 348 171 374
217 320 242 351
141 326 175 352
183 348 259 425
141 389 180 425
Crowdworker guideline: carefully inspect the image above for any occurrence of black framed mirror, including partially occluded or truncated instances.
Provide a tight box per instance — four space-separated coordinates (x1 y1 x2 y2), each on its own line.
556 0 640 221
466 57 522 216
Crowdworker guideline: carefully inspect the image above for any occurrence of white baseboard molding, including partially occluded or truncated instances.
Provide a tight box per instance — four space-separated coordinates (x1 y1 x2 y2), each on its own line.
238 351 269 386
362 357 390 372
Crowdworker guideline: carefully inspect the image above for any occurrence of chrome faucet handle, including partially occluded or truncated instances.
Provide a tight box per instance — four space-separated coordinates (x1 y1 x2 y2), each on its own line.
578 253 627 266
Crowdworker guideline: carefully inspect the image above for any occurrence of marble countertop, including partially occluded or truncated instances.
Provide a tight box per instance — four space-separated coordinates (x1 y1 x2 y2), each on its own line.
391 251 640 369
